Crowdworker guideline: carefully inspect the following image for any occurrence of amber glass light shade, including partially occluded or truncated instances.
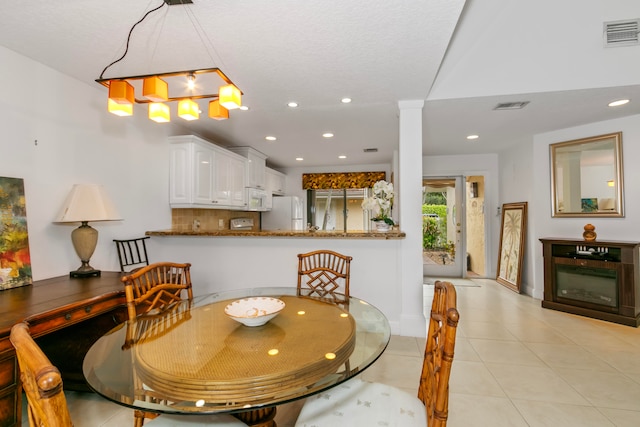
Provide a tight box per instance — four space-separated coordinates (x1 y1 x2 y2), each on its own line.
219 84 242 110
208 100 229 120
108 80 134 104
108 99 133 116
178 99 199 121
149 102 170 123
143 77 168 102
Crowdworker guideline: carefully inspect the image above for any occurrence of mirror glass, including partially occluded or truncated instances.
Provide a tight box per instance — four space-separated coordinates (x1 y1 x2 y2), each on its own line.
550 132 623 217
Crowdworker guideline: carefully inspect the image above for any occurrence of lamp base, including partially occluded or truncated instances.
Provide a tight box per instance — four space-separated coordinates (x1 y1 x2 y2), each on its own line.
70 269 101 278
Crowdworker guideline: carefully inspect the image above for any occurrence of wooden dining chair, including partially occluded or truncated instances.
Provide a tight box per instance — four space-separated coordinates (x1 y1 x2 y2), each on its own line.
10 322 73 427
294 280 459 427
114 236 150 273
297 250 352 303
121 262 193 321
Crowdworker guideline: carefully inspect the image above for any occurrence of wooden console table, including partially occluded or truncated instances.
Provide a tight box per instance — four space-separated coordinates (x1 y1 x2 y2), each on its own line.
0 272 126 427
540 238 640 327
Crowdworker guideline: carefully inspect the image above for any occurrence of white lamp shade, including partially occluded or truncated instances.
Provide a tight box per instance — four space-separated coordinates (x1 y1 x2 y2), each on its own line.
55 184 122 223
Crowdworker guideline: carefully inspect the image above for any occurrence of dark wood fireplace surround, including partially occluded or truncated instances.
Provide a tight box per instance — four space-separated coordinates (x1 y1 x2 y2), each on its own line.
540 238 640 327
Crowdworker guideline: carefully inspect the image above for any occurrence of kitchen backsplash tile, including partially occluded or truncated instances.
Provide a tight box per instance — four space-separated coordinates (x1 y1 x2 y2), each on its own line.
171 209 260 231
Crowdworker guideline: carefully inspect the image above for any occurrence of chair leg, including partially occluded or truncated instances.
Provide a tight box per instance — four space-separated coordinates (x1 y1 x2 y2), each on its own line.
134 410 159 427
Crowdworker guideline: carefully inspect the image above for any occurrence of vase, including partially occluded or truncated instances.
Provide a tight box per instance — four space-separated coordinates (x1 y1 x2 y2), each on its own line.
374 221 391 232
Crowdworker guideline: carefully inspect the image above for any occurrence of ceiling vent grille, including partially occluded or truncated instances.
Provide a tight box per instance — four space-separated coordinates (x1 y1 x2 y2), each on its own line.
493 102 529 111
363 148 378 153
604 19 639 47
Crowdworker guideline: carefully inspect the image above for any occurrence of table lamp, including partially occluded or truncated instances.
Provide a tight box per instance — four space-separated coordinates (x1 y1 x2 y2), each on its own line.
54 184 121 278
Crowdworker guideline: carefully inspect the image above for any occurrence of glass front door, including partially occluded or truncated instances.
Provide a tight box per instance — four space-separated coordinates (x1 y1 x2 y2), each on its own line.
422 176 464 277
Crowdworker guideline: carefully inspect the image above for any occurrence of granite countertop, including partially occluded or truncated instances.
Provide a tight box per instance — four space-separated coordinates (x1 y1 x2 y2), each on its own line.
146 229 405 239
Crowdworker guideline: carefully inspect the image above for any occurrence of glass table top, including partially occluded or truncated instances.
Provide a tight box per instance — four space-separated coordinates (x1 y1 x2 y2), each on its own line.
83 287 390 415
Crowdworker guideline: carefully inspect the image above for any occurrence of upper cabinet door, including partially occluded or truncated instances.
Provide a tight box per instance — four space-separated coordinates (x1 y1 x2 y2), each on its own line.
266 168 286 196
213 148 247 208
193 145 215 205
228 147 267 190
169 143 192 205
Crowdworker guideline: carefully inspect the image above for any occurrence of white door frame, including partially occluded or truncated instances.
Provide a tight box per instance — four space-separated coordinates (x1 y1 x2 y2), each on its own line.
423 176 466 278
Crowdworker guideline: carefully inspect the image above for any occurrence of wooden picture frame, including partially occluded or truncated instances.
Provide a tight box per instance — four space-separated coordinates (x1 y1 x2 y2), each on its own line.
496 202 527 293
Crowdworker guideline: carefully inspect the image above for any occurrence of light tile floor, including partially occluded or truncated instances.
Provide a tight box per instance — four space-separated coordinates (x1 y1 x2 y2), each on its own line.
26 278 640 426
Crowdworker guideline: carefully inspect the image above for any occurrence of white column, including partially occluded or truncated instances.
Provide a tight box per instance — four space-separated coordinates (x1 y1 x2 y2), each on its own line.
397 100 425 337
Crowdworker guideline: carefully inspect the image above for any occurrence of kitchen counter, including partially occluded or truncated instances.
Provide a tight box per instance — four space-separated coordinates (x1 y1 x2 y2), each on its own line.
146 229 405 239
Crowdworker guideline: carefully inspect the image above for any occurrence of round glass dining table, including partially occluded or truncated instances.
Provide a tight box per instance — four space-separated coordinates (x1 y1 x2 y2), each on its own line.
82 287 391 426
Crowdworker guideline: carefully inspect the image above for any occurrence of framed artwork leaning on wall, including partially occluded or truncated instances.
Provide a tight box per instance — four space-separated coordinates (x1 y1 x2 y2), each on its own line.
496 202 527 293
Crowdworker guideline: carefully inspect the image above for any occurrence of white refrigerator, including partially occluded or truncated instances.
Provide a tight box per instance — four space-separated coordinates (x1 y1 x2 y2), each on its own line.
262 196 305 230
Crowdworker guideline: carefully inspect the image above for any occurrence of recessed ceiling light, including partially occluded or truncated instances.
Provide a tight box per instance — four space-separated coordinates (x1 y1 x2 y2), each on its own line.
338 155 347 159
466 135 479 140
322 133 334 138
608 99 630 107
287 102 298 108
239 105 249 111
295 157 304 161
341 98 352 104
265 136 276 141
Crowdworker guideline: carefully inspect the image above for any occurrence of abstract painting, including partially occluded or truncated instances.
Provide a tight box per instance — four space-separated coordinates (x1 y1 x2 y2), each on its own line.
496 202 527 293
0 177 32 290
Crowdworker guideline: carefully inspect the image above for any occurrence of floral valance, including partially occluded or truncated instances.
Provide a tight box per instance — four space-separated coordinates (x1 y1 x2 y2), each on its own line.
302 172 386 190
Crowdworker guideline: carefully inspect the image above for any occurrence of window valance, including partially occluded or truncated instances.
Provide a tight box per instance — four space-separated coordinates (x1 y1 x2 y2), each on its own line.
302 172 386 190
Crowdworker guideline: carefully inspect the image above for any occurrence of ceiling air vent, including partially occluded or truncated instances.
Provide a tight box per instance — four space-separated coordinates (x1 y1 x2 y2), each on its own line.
604 19 639 47
493 102 529 111
363 148 378 153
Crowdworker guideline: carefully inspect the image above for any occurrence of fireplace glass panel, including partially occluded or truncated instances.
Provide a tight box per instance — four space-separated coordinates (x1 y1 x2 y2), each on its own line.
556 264 617 308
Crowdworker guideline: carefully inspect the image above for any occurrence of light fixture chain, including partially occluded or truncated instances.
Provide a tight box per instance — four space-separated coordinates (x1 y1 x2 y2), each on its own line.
183 4 226 70
149 6 170 71
99 1 167 79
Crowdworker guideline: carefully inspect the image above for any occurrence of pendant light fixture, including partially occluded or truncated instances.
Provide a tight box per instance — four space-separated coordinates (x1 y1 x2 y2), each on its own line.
178 99 200 121
107 81 134 116
149 102 170 123
219 84 242 110
143 76 168 102
96 1 242 123
209 100 229 120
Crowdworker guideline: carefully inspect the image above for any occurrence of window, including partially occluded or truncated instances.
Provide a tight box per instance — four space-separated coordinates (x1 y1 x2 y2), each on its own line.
308 188 370 231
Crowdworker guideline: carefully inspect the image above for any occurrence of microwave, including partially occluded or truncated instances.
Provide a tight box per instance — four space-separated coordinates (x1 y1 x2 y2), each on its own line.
246 188 268 211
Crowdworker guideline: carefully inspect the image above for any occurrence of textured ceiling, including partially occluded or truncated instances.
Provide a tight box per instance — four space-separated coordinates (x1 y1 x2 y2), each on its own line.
0 0 639 168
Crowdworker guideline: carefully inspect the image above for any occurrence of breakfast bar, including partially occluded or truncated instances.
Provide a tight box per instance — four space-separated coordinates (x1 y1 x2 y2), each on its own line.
146 229 406 239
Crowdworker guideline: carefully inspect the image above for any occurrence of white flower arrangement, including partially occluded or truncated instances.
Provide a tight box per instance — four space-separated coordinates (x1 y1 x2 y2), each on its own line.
361 180 395 225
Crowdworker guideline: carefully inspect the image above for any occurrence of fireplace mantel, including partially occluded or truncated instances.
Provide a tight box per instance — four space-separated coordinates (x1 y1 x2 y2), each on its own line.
540 238 640 327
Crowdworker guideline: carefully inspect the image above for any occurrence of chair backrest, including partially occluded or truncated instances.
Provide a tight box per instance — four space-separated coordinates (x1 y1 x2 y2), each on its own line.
121 262 193 321
114 237 150 273
10 322 73 427
418 280 459 427
297 250 352 302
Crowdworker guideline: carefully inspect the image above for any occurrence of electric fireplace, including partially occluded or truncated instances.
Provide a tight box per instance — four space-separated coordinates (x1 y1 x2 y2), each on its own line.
540 238 640 327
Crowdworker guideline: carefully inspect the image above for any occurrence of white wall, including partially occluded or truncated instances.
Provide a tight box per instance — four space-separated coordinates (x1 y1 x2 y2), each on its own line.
0 46 411 334
499 140 535 295
150 236 403 333
422 153 500 278
530 114 640 299
0 45 176 279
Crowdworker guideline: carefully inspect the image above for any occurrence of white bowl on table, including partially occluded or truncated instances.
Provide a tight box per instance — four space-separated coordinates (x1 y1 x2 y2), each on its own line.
224 297 286 327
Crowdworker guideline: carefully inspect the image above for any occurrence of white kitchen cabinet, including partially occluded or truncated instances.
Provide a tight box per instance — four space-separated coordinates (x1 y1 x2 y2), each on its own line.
169 135 247 209
228 147 267 190
213 148 247 208
266 167 286 196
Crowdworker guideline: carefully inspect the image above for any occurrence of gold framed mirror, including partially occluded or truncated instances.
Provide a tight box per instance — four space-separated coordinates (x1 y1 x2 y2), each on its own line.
550 132 624 217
